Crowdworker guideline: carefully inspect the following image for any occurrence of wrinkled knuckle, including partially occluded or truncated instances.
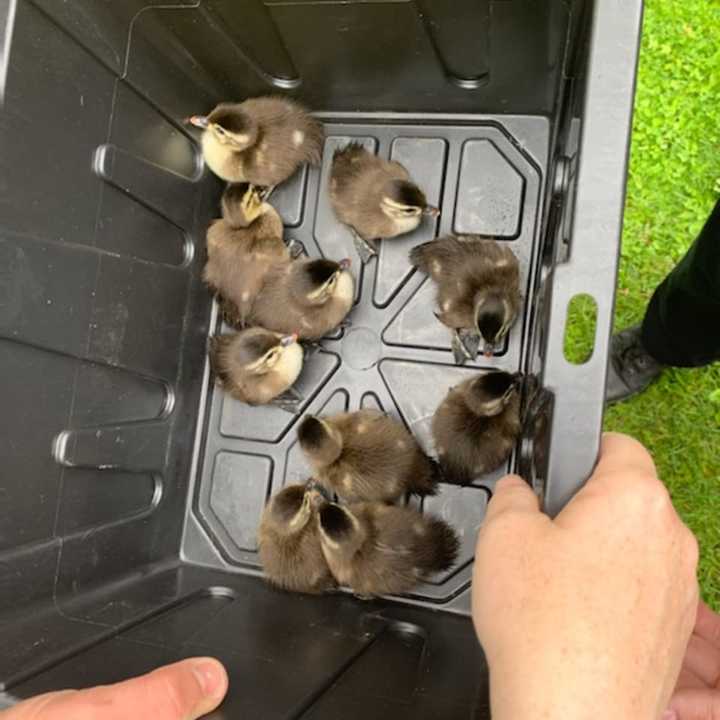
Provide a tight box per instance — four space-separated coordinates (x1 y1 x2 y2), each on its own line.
155 674 189 719
634 472 672 513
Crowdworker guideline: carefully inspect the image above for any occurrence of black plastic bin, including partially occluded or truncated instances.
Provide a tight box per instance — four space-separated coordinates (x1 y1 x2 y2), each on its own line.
0 1 642 716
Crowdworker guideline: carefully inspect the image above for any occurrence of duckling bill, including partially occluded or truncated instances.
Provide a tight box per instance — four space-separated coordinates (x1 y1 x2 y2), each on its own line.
316 501 459 597
432 370 523 485
189 96 324 188
258 482 335 594
410 234 521 364
297 410 438 503
209 328 304 412
330 143 439 263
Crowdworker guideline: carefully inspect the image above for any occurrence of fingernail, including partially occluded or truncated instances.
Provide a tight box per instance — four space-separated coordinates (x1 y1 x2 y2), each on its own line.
661 710 677 720
192 659 225 698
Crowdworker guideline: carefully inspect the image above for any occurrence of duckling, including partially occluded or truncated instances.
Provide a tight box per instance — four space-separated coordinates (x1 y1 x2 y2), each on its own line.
248 257 354 340
410 234 521 364
297 411 438 503
208 328 304 412
204 183 289 327
188 97 324 188
316 501 459 597
432 370 522 485
258 482 335 594
330 143 439 263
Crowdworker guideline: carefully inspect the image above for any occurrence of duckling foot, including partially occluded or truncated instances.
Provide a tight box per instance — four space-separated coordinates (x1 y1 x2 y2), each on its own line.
258 184 276 201
271 387 304 414
286 238 306 259
452 331 472 365
351 230 378 264
219 297 244 328
301 340 324 358
459 329 481 360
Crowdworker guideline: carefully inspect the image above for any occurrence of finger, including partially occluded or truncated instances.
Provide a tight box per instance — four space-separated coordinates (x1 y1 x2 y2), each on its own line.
484 474 540 522
684 633 720 688
695 601 720 652
675 666 709 692
6 657 228 720
589 432 657 482
667 687 720 720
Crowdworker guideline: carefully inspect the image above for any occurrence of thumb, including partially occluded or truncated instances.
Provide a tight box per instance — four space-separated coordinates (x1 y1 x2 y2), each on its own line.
484 474 540 522
4 657 228 720
666 688 720 720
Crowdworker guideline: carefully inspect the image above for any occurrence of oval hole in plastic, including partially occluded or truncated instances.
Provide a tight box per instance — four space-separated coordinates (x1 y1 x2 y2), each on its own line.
563 293 598 365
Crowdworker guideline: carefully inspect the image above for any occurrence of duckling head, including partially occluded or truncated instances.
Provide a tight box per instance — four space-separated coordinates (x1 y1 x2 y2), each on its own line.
464 371 521 417
189 103 258 151
317 502 366 558
381 180 439 224
474 292 514 357
236 329 300 378
297 415 343 468
222 183 266 228
295 258 353 306
264 483 316 536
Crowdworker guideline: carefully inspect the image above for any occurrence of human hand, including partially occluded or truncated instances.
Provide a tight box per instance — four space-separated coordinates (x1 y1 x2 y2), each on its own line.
664 600 720 720
472 432 699 720
2 657 228 720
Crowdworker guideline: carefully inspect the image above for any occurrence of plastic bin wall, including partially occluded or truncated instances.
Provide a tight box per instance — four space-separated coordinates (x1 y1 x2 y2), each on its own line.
0 1 642 717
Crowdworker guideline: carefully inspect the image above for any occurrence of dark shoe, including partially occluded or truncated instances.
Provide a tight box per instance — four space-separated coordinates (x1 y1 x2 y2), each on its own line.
606 324 665 403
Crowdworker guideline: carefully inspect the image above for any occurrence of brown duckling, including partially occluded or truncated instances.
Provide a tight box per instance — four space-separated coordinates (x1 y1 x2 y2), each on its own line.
204 183 289 326
297 410 438 503
209 328 304 411
410 234 521 363
330 143 439 263
248 257 354 340
316 501 459 597
189 97 324 188
432 370 522 485
258 482 335 594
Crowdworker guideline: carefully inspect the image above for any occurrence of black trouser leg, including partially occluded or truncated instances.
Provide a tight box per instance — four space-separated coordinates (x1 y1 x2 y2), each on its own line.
641 198 720 367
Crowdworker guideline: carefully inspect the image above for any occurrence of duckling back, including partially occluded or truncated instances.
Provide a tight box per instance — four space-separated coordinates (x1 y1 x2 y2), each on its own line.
258 508 334 594
313 410 437 502
240 97 324 186
410 234 521 330
204 215 289 326
432 378 521 484
327 503 458 596
248 260 354 339
330 143 411 240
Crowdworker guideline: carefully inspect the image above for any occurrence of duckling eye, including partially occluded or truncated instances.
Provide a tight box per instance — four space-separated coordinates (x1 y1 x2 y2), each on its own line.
215 125 226 136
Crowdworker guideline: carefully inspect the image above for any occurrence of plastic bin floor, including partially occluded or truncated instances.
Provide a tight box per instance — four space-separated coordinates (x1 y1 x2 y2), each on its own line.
186 116 548 614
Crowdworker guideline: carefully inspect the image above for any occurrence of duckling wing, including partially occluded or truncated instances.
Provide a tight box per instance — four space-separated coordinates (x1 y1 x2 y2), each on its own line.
330 146 411 238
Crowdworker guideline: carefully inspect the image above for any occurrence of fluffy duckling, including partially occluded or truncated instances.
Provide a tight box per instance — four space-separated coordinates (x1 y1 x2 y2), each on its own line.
248 257 354 340
432 370 522 485
316 501 459 597
209 328 304 411
258 482 335 594
204 183 289 326
189 97 324 187
410 234 521 363
297 410 438 503
330 143 439 263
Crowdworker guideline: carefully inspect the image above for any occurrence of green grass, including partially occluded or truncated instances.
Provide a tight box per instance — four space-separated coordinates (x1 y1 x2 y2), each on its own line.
603 1 720 606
